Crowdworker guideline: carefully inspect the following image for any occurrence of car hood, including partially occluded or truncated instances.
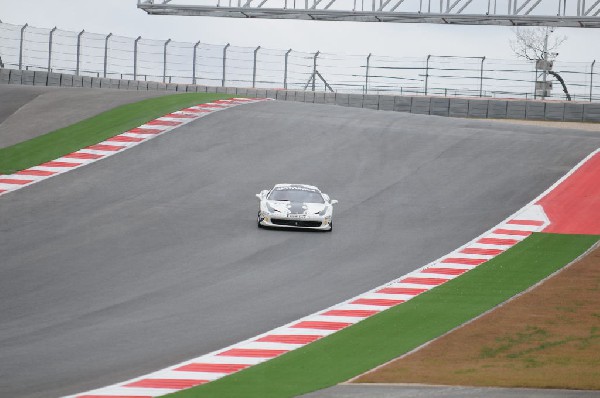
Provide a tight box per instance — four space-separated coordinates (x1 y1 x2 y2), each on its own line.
267 200 327 215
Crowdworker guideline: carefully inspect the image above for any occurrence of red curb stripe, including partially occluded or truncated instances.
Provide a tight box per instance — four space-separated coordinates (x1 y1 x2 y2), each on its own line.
400 277 448 286
322 309 379 318
425 267 469 276
441 257 487 266
508 219 545 226
86 144 125 152
40 161 82 167
0 178 34 185
291 321 351 330
146 119 182 126
256 334 322 344
197 104 222 108
350 298 405 307
175 363 249 373
493 228 532 236
128 127 163 134
164 113 197 118
64 152 104 160
0 189 6 194
125 378 207 389
376 287 428 295
16 169 56 176
477 237 519 246
460 247 504 256
107 135 145 143
217 348 288 358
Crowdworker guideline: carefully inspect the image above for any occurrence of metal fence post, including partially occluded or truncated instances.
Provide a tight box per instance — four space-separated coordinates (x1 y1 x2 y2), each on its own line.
591 60 596 102
134 36 141 80
424 54 431 95
163 39 171 83
312 51 320 92
76 29 84 75
479 56 485 97
18 23 28 70
284 48 292 89
222 43 230 87
365 53 372 95
103 33 112 78
253 46 261 88
48 26 57 72
193 40 201 84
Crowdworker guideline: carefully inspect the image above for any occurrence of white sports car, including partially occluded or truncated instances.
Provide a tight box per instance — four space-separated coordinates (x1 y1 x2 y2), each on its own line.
256 184 338 231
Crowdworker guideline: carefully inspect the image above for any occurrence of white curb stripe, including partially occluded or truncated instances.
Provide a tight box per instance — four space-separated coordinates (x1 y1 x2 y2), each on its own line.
0 98 268 198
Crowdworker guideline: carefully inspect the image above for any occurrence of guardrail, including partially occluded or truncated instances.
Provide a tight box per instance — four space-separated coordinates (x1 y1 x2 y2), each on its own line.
2 67 599 123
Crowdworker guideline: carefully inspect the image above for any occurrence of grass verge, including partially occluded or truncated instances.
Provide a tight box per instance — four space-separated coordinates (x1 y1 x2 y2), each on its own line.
165 233 599 398
0 93 233 174
356 238 600 389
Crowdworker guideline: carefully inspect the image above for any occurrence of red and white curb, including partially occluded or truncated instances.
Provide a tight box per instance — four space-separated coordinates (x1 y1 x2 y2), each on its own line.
63 148 600 398
0 98 268 197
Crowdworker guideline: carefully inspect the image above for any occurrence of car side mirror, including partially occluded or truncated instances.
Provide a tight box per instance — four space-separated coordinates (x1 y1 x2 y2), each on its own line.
256 190 269 199
330 199 338 205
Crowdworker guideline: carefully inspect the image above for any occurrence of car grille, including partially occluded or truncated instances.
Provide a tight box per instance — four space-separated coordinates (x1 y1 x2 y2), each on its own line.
272 219 323 228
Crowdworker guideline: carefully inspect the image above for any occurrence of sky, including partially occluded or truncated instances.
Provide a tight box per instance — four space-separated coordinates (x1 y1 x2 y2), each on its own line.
1 0 599 63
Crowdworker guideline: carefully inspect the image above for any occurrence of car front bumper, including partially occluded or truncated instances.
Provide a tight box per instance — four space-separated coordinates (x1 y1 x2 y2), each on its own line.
259 213 332 231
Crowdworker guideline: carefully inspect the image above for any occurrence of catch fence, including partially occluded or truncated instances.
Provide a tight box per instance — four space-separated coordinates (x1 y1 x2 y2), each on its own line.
0 21 598 101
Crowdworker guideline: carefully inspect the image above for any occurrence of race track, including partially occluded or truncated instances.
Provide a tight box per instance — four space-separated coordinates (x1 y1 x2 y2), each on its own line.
1 97 600 398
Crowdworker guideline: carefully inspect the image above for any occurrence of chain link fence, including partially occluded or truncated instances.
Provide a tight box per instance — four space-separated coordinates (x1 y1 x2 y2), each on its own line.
0 21 598 101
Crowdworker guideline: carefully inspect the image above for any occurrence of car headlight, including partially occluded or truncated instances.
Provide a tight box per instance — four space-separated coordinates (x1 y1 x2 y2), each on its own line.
266 202 280 214
318 206 329 216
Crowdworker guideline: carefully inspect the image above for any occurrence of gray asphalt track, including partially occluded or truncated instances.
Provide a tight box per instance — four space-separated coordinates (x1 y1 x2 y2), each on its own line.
1 96 600 398
0 85 170 148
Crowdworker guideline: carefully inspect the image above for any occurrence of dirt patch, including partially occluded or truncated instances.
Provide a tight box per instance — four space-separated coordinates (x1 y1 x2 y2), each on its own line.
353 242 600 390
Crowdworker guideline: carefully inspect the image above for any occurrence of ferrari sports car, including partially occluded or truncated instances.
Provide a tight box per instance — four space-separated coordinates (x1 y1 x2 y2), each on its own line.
256 184 338 231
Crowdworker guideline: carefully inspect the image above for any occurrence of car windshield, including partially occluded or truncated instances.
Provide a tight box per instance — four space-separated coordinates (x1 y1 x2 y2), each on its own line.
268 188 325 204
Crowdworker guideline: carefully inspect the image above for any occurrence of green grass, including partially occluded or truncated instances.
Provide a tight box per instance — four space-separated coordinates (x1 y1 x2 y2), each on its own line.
0 93 233 174
166 233 599 398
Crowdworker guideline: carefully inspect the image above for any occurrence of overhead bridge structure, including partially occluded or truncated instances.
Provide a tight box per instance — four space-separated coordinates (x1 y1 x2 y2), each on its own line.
138 0 600 27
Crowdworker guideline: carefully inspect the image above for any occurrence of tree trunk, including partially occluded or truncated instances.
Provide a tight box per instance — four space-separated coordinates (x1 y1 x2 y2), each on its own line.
548 71 571 101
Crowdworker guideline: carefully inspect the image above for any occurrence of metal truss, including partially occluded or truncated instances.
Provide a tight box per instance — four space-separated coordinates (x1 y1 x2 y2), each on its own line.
138 0 600 27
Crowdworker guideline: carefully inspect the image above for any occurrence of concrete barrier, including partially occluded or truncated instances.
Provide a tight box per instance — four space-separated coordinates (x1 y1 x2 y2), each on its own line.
61 74 74 87
487 100 508 119
448 98 468 118
9 69 22 84
394 96 412 113
411 97 431 115
47 72 61 87
22 70 34 85
525 102 545 120
564 103 584 122
583 103 600 122
348 94 364 108
378 96 394 111
0 69 10 84
1 68 597 124
467 99 488 118
507 101 527 119
314 92 326 104
363 95 379 110
33 71 47 86
431 98 450 117
544 103 564 121
335 93 349 107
